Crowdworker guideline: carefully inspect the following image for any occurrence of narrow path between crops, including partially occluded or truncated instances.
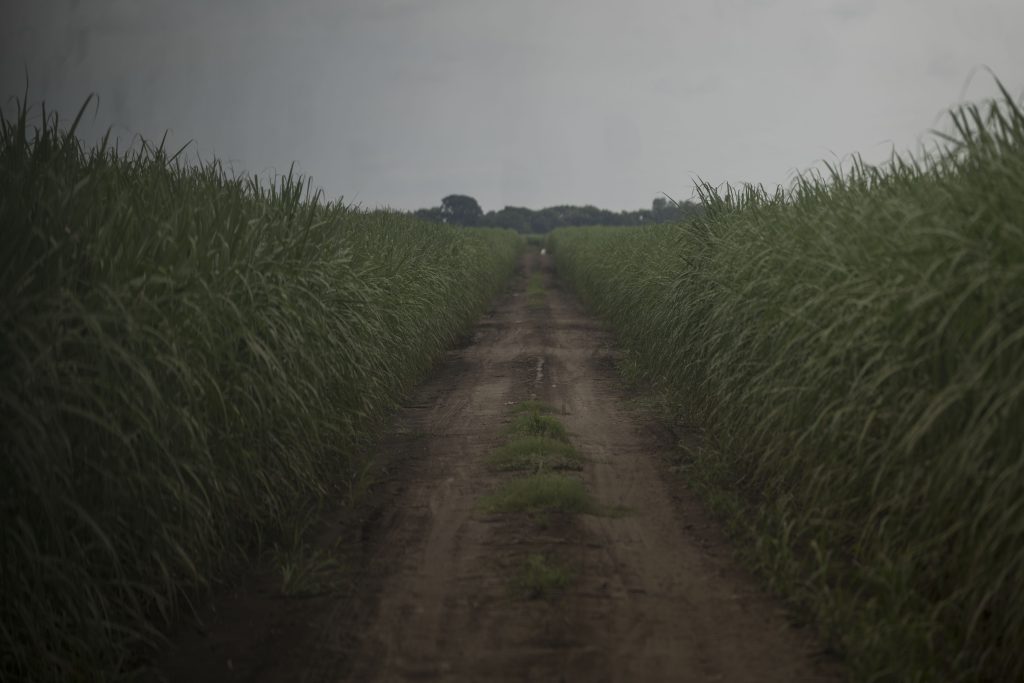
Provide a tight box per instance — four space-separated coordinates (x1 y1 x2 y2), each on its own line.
157 249 840 682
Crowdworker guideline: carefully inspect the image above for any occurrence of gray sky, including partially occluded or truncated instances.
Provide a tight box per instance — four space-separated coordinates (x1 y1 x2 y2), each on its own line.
3 0 1023 211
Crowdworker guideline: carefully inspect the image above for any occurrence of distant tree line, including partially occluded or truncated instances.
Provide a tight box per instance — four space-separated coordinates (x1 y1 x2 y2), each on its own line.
413 194 703 232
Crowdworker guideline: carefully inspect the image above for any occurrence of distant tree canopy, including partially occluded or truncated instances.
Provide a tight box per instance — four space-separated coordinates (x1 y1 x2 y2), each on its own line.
440 194 484 226
414 195 702 232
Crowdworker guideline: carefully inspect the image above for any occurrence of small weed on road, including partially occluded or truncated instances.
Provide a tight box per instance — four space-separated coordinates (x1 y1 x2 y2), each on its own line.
514 554 573 600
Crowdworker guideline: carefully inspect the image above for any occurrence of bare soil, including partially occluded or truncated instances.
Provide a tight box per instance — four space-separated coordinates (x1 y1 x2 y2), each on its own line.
153 249 841 682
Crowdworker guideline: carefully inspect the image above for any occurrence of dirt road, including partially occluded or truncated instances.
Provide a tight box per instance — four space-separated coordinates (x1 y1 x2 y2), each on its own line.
157 249 839 682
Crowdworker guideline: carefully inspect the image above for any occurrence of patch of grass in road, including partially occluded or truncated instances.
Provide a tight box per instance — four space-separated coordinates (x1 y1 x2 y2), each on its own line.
526 272 545 308
480 474 597 515
513 554 573 600
506 411 570 442
488 436 583 473
511 399 554 415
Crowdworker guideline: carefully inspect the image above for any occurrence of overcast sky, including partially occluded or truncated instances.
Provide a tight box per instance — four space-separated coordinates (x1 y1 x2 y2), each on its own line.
3 0 1023 212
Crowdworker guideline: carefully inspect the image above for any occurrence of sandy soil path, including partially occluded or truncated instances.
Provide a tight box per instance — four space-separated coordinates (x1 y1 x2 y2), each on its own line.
156 249 840 682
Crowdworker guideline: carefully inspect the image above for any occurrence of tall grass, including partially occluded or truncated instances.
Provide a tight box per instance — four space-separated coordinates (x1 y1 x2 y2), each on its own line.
0 97 519 681
551 86 1024 682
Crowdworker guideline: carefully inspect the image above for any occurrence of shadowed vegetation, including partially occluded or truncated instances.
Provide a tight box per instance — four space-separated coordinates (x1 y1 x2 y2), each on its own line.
551 85 1024 682
0 96 520 682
